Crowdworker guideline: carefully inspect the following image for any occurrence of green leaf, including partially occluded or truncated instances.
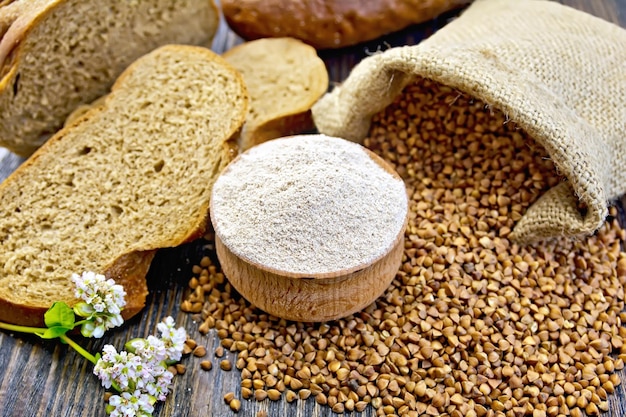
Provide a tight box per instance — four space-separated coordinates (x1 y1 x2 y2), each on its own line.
44 302 76 329
40 326 71 339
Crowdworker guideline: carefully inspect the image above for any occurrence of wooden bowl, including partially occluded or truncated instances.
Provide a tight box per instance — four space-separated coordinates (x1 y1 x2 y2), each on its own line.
210 135 408 322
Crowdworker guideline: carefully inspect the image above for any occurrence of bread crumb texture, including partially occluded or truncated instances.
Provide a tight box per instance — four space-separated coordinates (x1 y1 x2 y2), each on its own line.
0 0 218 156
0 45 246 313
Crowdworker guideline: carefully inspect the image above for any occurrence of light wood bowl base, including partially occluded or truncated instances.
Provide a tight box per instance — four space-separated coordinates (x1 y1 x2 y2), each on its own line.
214 233 405 322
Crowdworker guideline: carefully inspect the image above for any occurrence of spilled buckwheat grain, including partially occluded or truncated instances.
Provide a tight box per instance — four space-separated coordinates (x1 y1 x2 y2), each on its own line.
183 79 626 417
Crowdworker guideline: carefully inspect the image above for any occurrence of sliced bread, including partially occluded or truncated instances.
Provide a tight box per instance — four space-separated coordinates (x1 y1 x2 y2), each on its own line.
0 44 248 327
0 0 219 156
223 37 329 151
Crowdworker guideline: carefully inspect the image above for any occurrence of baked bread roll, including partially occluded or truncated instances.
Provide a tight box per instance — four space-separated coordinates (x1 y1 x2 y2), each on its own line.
221 0 470 49
223 38 329 151
0 44 248 327
0 0 220 156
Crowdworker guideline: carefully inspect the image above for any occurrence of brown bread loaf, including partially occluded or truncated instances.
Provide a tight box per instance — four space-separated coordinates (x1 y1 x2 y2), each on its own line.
221 0 470 49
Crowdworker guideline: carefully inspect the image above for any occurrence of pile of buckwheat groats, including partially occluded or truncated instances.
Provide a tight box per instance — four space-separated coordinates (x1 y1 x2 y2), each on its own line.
182 79 626 417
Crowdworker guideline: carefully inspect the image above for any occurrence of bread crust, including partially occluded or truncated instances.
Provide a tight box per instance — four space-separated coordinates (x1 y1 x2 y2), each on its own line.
248 111 317 149
221 0 470 49
0 0 56 71
0 251 155 327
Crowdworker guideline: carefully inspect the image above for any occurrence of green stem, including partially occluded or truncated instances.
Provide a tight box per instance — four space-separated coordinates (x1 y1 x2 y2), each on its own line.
0 321 45 336
60 334 99 365
1 321 99 370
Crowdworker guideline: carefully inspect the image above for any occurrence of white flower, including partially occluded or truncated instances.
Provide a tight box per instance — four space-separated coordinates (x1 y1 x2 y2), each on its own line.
130 336 167 363
95 342 176 404
94 345 142 391
81 319 105 339
92 317 188 416
157 316 187 361
80 312 124 338
71 271 126 337
140 367 174 401
72 271 126 314
108 390 155 417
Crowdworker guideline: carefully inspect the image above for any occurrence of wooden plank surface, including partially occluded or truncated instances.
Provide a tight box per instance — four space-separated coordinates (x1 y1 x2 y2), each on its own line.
1 1 625 416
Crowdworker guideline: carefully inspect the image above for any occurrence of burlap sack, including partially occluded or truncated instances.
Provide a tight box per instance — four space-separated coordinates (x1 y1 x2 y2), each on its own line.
312 0 626 245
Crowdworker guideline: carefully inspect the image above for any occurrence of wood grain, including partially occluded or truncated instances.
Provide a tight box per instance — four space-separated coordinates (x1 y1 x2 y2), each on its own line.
1 1 626 417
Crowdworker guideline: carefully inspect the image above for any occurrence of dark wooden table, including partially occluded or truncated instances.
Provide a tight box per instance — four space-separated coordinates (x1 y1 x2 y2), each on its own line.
1 1 625 416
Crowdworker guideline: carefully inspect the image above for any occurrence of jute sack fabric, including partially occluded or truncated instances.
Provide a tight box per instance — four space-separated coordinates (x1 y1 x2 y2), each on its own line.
312 0 626 244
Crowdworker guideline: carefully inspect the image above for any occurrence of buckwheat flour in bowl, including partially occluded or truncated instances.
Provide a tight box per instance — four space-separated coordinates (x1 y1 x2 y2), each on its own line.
210 134 409 321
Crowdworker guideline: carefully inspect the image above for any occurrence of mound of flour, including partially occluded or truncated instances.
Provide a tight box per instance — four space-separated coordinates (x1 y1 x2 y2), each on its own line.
211 135 408 275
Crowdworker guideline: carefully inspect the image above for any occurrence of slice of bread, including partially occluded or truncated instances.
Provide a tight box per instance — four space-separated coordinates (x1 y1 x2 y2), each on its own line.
0 0 219 156
223 37 329 151
0 44 248 327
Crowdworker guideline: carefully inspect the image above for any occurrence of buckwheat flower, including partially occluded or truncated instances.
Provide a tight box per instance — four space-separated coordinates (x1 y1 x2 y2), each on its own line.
156 316 187 361
81 318 105 339
140 366 174 401
127 336 177 401
80 312 124 339
94 344 142 391
108 390 155 417
129 336 167 363
95 342 177 407
72 271 126 313
71 271 126 337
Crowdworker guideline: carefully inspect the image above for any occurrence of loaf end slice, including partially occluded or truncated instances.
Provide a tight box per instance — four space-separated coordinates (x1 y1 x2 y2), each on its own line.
0 44 248 326
0 0 219 156
223 37 329 151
